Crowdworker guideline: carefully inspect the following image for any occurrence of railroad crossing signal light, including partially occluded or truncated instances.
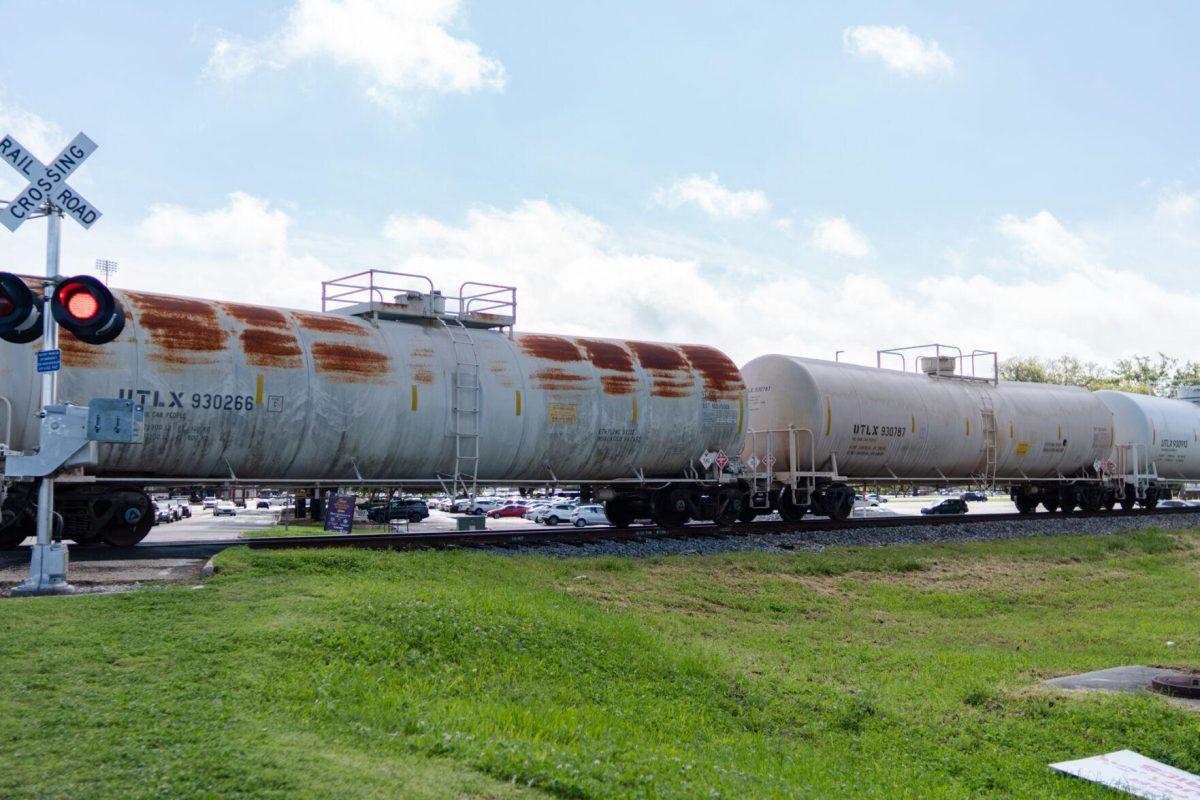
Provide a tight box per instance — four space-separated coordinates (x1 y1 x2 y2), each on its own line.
0 272 44 344
51 275 125 345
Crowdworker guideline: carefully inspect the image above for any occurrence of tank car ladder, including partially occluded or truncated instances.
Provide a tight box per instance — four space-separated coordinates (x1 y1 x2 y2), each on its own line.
439 317 481 500
978 395 998 489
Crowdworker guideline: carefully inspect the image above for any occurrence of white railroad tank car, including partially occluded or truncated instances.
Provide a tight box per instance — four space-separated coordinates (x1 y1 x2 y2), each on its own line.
741 354 1115 519
1094 389 1200 507
0 273 747 546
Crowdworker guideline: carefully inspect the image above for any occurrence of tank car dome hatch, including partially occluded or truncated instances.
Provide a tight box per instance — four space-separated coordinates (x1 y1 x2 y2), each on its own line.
919 355 956 377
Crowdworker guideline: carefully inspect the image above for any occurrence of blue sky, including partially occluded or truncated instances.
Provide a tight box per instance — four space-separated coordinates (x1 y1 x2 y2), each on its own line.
1 0 1199 366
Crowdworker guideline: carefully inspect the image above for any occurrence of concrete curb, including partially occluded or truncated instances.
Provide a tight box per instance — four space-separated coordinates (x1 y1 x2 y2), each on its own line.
200 557 216 578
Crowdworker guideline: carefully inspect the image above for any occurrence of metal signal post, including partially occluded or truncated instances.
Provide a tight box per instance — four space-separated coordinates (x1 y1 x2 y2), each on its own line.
1 132 105 595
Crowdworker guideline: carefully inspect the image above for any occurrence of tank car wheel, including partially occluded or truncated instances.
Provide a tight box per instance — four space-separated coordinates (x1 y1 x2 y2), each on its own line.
1042 498 1060 513
776 489 805 523
1120 493 1137 511
650 488 691 528
828 494 854 521
1078 488 1103 513
604 499 637 529
1014 495 1038 515
713 489 744 526
737 506 758 523
97 491 155 547
1143 489 1159 510
1103 497 1116 511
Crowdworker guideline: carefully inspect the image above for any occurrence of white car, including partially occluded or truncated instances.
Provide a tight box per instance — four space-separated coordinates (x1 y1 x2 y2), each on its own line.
851 505 900 518
535 502 577 525
469 498 505 515
214 501 237 517
570 504 609 527
202 497 218 509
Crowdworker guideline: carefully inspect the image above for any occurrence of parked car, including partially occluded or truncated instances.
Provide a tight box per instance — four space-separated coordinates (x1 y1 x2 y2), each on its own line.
202 497 218 510
256 500 271 509
535 502 578 525
214 501 238 517
469 498 505 515
368 499 430 523
922 498 968 515
1158 499 1190 508
961 491 988 502
488 502 529 519
570 504 609 527
153 502 173 524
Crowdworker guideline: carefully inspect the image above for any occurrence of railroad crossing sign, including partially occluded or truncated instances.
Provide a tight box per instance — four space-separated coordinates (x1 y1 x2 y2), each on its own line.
1 132 102 232
715 451 728 470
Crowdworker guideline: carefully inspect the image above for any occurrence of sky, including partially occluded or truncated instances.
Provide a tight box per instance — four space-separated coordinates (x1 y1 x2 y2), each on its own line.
1 0 1199 368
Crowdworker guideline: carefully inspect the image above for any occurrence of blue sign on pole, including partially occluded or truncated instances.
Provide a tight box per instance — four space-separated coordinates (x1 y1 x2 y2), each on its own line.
36 349 61 373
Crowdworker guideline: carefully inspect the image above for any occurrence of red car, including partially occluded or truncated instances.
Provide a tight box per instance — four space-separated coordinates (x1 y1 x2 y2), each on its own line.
488 503 529 518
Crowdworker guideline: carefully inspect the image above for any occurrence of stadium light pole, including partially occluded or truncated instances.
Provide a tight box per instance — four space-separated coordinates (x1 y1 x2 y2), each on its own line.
94 258 117 285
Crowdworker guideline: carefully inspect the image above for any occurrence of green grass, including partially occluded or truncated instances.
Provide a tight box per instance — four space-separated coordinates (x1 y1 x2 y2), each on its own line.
3 529 1200 798
241 522 394 538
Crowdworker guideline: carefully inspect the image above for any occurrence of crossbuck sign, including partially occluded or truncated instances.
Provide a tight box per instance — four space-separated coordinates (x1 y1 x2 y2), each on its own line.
1 132 102 232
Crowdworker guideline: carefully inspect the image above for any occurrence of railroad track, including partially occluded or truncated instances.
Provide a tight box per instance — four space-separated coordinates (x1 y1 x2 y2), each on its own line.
12 507 1194 565
132 506 1200 555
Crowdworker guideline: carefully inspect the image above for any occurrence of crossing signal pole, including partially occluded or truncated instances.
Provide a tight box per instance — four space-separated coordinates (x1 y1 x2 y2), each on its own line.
0 131 108 595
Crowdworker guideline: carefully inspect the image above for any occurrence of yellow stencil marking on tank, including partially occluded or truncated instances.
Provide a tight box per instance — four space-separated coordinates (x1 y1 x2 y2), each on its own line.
411 385 418 412
632 394 638 424
1057 424 1062 440
1016 442 1030 456
255 374 264 405
1111 426 1115 447
910 415 916 434
1152 424 1157 446
1009 420 1015 440
515 390 522 417
736 393 744 434
824 396 832 437
965 418 971 437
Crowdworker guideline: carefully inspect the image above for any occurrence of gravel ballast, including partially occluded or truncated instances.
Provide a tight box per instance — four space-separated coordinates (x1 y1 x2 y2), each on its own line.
507 512 1200 559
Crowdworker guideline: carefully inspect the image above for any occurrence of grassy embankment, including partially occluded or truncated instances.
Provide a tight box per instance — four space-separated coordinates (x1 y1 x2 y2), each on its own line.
3 529 1200 798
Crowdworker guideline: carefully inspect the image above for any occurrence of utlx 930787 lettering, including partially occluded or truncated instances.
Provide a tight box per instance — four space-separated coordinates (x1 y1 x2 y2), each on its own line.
0 269 1196 547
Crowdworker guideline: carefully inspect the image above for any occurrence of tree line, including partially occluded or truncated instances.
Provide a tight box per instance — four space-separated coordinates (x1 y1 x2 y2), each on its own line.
999 354 1200 397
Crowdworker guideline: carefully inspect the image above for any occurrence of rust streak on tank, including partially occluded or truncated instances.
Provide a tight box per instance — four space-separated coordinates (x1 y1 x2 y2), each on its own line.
629 341 688 371
124 291 227 365
519 334 583 362
223 303 289 329
59 334 117 369
601 375 638 395
411 347 434 358
241 329 303 369
292 311 370 337
680 344 745 398
576 338 635 372
533 368 592 392
649 378 694 399
311 342 388 383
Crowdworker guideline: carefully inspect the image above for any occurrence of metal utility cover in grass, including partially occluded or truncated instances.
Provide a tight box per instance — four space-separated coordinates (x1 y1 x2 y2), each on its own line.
1045 665 1186 695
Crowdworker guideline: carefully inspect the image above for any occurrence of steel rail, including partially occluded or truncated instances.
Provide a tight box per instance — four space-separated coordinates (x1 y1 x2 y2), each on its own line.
127 506 1200 554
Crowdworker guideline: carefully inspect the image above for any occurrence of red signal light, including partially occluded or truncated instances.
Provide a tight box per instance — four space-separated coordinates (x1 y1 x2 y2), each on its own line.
0 273 43 344
51 275 125 345
61 284 101 321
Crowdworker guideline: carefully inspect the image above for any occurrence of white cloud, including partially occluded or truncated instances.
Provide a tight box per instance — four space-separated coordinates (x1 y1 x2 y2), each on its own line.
1156 190 1200 222
653 173 770 219
810 216 871 258
0 95 62 195
842 25 953 76
997 210 1089 268
206 0 505 108
381 198 1200 368
133 192 329 308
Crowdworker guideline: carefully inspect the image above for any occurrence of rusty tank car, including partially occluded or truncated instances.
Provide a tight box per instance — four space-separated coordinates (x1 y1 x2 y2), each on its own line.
0 271 748 546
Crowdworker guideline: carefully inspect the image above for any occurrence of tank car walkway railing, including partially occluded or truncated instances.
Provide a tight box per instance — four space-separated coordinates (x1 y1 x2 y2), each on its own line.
321 270 517 333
